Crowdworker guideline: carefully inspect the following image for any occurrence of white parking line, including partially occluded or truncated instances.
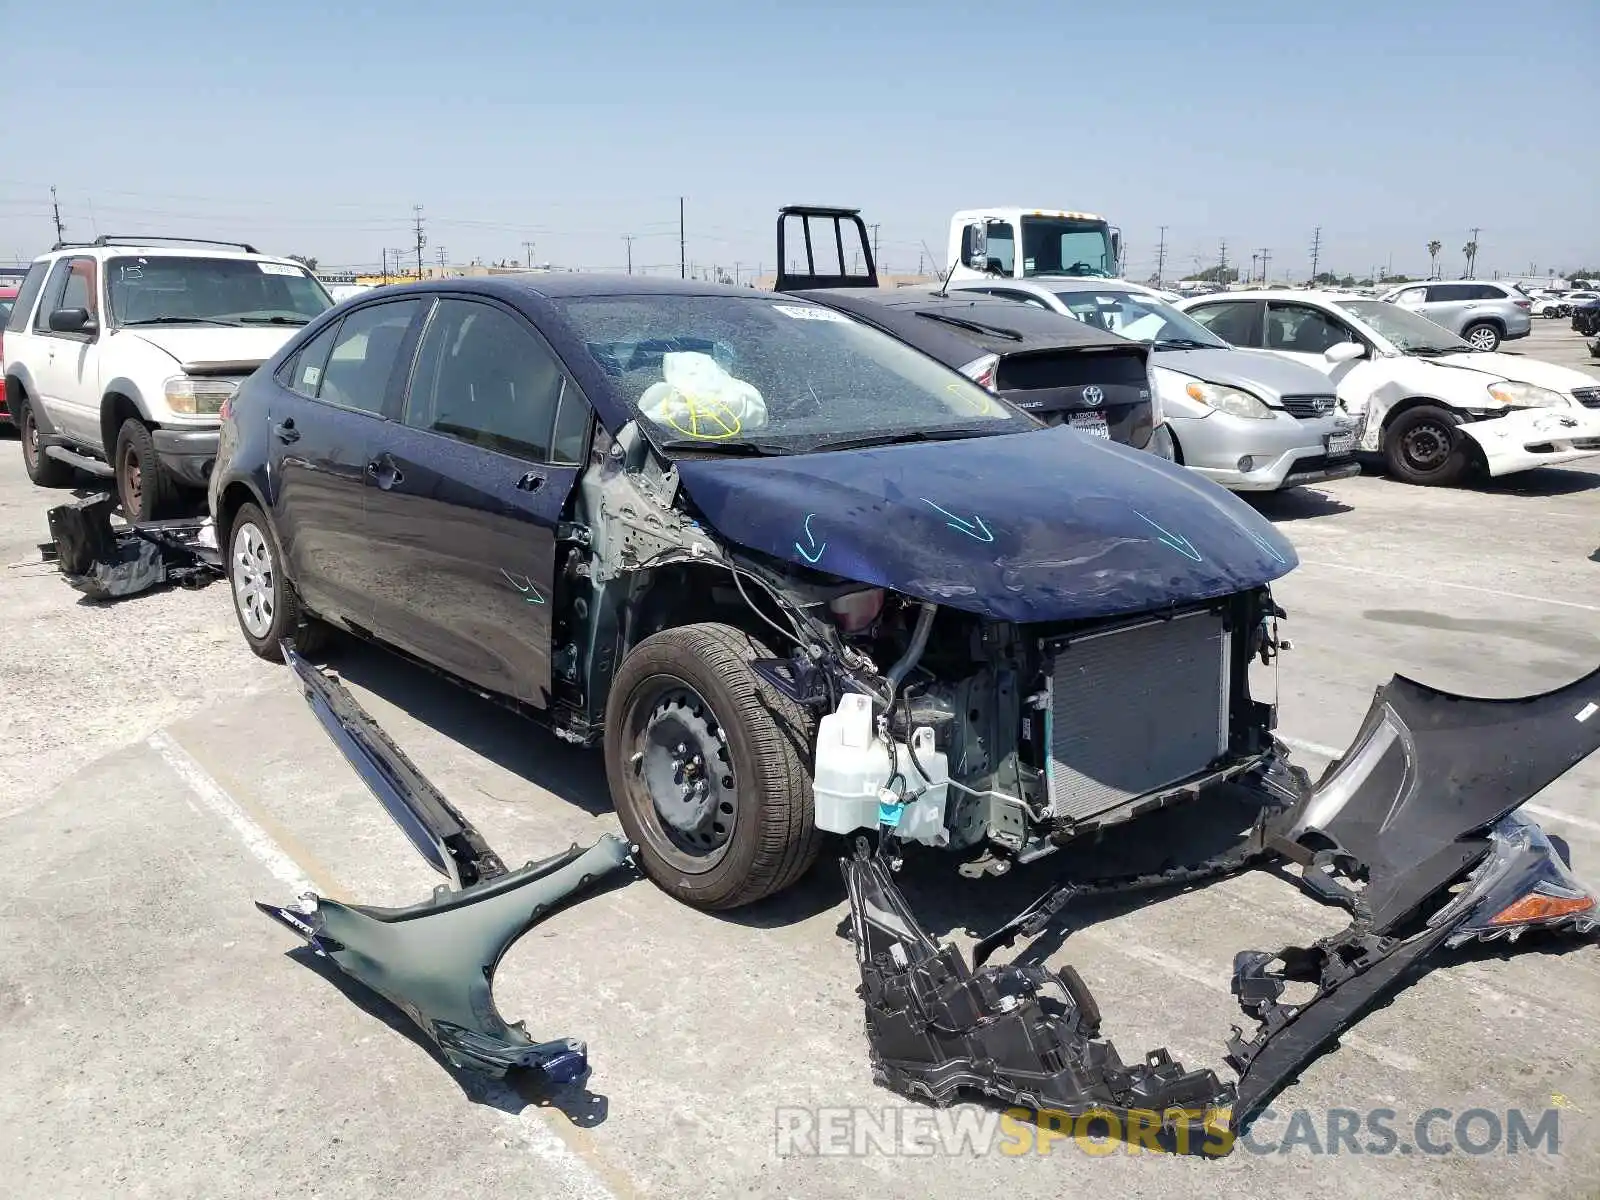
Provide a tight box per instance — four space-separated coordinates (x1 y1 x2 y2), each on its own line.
1297 560 1600 612
147 730 623 1200
1279 734 1600 835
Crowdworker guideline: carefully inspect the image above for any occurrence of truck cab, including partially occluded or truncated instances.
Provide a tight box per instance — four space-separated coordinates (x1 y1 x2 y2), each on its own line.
946 208 1121 285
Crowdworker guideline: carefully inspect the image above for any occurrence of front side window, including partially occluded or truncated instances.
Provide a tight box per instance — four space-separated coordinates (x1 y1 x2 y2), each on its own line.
33 259 71 331
106 256 333 328
318 300 423 414
557 294 1026 454
5 261 49 332
59 257 98 318
1265 304 1352 354
403 299 568 461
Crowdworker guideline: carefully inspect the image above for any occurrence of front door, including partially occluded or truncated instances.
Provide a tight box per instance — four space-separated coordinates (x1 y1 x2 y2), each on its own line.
363 296 590 707
30 256 103 444
267 297 425 626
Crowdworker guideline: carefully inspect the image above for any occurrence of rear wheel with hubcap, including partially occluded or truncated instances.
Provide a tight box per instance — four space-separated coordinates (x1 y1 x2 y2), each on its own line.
16 396 74 487
605 622 823 910
1384 404 1472 486
226 501 328 660
1461 321 1501 352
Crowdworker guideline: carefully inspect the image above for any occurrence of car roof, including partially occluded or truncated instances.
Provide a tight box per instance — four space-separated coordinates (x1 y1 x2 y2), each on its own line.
35 244 302 264
364 273 757 303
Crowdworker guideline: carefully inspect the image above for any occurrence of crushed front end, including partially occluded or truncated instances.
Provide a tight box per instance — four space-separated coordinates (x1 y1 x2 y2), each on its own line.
843 664 1600 1153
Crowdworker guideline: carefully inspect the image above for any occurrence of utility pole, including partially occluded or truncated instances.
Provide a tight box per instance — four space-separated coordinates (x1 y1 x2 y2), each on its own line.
1258 248 1271 285
679 197 686 280
1250 253 1259 285
50 186 65 243
1218 239 1228 284
1309 226 1322 283
381 249 391 285
733 261 743 286
412 206 427 280
522 241 535 269
869 223 880 271
1155 225 1167 285
623 235 634 275
436 246 447 274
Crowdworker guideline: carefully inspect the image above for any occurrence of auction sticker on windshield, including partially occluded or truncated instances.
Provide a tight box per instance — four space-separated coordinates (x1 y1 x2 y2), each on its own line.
259 262 304 276
772 304 850 322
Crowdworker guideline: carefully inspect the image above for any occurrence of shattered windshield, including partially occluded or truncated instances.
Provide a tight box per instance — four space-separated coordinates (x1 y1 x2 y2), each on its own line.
1019 217 1117 278
559 294 1028 453
107 256 333 327
1052 288 1229 349
1335 300 1469 353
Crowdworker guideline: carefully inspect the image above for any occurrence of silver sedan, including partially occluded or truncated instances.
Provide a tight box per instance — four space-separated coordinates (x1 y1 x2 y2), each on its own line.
946 278 1361 491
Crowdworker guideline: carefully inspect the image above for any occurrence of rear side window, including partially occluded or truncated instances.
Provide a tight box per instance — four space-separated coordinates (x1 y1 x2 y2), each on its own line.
32 259 71 331
1427 283 1471 301
1467 283 1505 300
280 321 342 398
1187 301 1261 346
403 298 568 461
6 261 51 333
317 300 423 415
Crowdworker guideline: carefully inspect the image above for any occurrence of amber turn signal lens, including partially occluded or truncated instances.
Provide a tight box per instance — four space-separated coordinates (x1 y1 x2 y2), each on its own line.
1488 890 1596 926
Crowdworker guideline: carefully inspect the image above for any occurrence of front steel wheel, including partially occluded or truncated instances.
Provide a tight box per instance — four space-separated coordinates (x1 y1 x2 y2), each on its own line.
605 622 823 910
1384 404 1471 486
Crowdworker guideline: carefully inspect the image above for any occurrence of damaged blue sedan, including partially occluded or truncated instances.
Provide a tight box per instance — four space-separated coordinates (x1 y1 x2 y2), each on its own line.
211 275 1304 908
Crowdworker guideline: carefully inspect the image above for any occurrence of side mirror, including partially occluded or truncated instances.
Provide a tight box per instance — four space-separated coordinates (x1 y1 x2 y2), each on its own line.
1110 228 1122 272
965 221 988 270
1325 341 1365 364
48 307 95 334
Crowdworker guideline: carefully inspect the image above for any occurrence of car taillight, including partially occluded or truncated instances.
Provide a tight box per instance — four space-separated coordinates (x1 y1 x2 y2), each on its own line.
218 396 232 420
1514 300 1531 310
958 353 1000 393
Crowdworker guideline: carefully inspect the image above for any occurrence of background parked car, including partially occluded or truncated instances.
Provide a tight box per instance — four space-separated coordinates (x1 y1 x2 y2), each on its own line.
945 276 1359 492
1177 289 1600 486
1573 295 1600 336
0 282 16 426
1379 280 1532 351
774 205 1171 455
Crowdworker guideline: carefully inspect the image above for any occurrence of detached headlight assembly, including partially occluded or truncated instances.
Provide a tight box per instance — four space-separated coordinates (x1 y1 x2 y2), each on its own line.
1185 380 1273 419
165 376 237 415
1486 381 1567 409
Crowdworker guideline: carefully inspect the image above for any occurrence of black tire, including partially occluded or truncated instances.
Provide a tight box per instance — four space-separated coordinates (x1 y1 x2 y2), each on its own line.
605 622 823 910
15 394 74 487
225 501 329 661
1383 404 1472 487
1460 321 1501 352
114 417 180 520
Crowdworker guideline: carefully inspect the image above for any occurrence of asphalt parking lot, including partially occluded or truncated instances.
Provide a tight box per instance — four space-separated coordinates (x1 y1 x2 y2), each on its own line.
1 324 1596 1200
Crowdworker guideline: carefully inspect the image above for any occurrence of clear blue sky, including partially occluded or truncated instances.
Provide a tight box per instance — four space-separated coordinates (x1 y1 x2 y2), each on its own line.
2 0 1595 281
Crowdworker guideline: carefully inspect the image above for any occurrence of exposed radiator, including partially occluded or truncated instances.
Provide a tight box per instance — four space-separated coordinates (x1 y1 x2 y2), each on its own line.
1045 608 1231 822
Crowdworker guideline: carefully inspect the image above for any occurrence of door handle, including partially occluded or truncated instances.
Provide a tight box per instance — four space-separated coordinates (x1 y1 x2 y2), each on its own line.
516 471 545 493
273 418 300 444
366 454 404 489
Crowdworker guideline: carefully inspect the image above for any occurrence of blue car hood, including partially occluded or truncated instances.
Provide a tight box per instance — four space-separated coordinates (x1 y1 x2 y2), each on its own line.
674 426 1297 623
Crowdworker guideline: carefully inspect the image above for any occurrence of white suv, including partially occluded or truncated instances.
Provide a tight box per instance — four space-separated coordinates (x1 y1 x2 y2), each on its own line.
2 237 333 517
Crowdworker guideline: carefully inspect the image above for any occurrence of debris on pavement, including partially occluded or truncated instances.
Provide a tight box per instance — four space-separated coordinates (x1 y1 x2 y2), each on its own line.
40 493 221 600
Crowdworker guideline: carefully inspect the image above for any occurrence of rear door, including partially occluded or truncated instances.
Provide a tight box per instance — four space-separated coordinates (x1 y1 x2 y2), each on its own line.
1422 283 1473 331
267 297 426 626
1262 301 1368 378
363 295 591 707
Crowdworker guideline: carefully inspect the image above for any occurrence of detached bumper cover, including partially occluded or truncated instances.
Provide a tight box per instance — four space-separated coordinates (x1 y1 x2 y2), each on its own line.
849 665 1600 1152
41 493 221 599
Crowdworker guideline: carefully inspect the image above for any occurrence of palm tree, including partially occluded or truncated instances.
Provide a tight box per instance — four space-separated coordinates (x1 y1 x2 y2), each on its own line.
1427 240 1441 280
1462 241 1479 278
